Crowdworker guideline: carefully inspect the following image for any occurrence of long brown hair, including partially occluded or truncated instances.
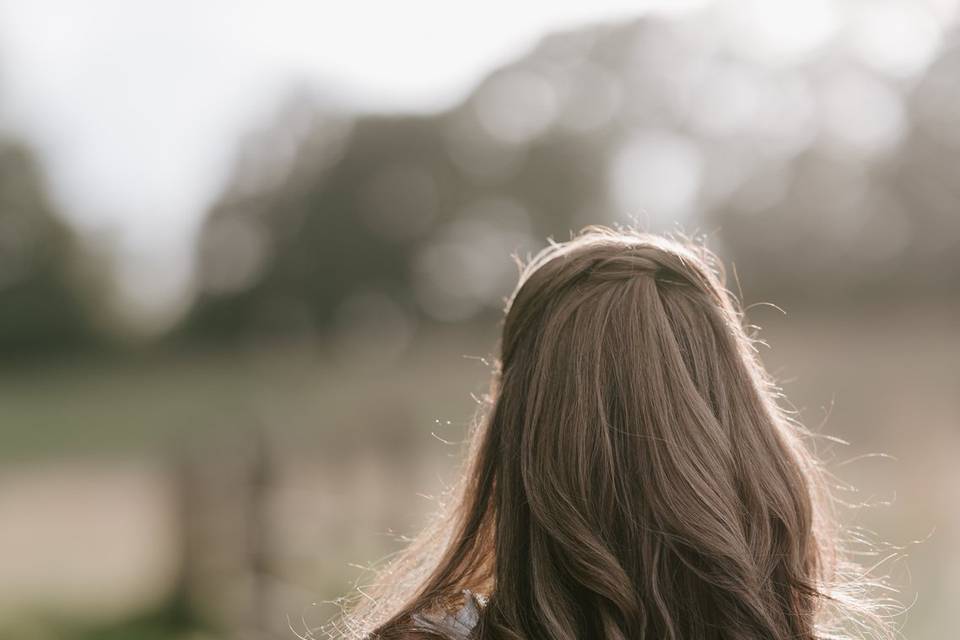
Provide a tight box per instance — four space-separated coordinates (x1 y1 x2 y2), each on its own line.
333 226 893 639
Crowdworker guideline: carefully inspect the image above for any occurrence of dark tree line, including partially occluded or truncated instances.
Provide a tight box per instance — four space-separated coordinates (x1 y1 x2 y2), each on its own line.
4 15 960 354
184 17 960 343
0 139 105 357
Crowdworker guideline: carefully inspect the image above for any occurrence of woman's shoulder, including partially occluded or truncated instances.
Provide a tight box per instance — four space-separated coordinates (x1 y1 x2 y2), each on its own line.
409 589 485 639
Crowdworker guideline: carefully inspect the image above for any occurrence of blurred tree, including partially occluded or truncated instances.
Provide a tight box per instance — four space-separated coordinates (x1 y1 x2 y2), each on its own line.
0 138 103 357
184 16 960 343
183 82 606 341
185 108 442 339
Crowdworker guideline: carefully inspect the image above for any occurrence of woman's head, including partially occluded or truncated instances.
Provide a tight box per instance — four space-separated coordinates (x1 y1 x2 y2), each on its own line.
338 226 890 640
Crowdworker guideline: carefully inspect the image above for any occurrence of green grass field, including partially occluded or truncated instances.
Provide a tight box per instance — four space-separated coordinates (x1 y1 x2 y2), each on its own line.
0 303 956 638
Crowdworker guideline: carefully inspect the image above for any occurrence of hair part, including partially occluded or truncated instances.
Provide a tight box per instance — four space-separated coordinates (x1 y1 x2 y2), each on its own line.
331 225 895 640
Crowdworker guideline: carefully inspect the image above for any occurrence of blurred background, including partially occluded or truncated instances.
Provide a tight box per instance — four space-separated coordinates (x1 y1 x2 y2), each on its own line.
0 0 957 638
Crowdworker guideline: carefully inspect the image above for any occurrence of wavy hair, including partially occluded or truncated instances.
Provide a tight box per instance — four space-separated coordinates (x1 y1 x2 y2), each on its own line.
332 226 893 640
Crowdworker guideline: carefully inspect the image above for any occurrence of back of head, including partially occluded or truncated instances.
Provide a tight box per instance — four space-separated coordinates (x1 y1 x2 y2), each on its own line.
491 227 826 639
343 226 890 640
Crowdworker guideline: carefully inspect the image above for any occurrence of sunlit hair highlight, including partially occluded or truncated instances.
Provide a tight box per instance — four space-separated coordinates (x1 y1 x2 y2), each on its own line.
330 225 894 640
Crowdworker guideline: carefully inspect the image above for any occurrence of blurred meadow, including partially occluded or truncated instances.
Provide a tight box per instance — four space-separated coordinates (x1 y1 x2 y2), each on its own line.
0 1 958 638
